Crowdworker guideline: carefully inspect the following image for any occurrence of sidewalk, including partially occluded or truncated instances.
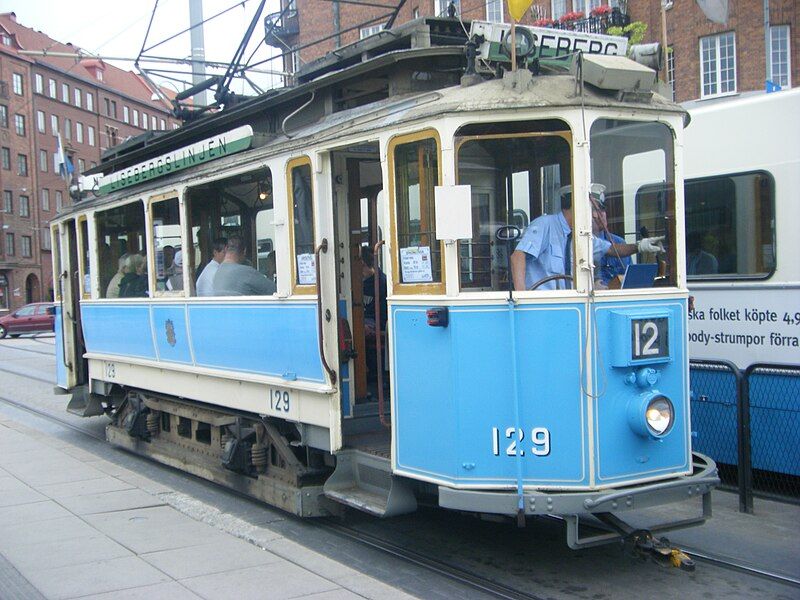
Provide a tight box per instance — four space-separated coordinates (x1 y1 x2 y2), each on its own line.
0 414 417 600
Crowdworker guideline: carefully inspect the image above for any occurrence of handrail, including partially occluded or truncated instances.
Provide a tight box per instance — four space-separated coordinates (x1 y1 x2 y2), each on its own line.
58 271 72 370
373 240 390 429
314 239 337 385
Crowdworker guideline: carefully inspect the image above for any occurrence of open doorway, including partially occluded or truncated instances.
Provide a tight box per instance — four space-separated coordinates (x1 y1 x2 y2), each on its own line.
331 146 387 412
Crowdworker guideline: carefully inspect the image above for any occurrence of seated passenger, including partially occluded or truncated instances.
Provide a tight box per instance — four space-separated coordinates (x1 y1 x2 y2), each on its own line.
196 237 227 297
166 251 184 291
687 233 719 275
511 184 665 291
106 254 129 299
212 236 276 296
118 254 148 298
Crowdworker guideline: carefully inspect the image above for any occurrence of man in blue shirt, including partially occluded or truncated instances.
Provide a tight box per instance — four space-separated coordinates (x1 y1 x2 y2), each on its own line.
592 191 631 287
511 184 663 291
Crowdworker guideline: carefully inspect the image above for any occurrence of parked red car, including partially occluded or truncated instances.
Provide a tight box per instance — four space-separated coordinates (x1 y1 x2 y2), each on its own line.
0 302 55 339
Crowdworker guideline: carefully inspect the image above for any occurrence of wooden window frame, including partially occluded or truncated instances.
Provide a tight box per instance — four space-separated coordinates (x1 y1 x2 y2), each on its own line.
286 156 317 296
388 129 445 295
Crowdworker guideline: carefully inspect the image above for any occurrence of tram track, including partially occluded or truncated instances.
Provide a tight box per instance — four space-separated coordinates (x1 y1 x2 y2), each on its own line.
0 364 797 595
0 341 56 357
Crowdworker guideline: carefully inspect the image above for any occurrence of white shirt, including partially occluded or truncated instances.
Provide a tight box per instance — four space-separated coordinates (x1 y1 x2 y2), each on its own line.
196 260 221 296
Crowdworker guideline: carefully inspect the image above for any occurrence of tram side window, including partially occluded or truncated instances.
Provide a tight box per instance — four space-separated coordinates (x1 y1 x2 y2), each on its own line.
684 172 775 278
186 167 275 296
392 136 442 288
96 202 148 299
151 198 182 294
590 119 677 287
455 132 571 291
289 159 316 289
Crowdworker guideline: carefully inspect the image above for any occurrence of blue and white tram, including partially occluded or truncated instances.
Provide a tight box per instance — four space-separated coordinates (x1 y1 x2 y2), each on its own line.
682 89 800 480
51 19 717 548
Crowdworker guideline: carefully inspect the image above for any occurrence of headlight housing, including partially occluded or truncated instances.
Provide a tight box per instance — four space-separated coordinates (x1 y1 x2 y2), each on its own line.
627 393 675 439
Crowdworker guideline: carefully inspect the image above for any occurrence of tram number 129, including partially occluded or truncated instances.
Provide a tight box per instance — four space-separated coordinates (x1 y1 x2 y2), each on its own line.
492 427 551 457
269 389 291 413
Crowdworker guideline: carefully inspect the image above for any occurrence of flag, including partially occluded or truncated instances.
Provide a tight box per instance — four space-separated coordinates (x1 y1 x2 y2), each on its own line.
507 0 534 22
56 133 74 180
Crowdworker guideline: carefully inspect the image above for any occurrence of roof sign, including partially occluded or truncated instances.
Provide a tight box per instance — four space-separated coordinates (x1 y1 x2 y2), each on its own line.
470 21 628 68
97 125 253 195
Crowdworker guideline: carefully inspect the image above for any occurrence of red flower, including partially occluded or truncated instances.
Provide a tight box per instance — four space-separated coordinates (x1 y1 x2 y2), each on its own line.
590 4 613 17
532 17 554 27
559 10 584 23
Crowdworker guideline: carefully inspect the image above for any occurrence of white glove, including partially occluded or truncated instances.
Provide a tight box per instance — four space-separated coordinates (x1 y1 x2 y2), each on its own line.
637 236 665 253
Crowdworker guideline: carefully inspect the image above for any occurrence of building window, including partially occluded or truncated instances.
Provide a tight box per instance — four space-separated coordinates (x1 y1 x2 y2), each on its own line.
12 73 23 95
3 190 11 213
1 147 9 170
17 154 27 176
51 114 58 135
141 113 148 129
551 0 566 19
360 24 384 39
86 93 94 112
61 83 69 103
667 46 675 101
39 149 48 172
14 114 25 136
486 0 502 22
42 189 50 212
770 25 791 88
55 190 63 210
436 0 460 16
76 122 83 144
48 78 57 98
34 73 43 93
123 106 129 123
413 7 419 18
573 0 586 15
0 104 7 128
111 100 117 119
133 109 139 127
1 33 11 46
104 98 110 116
700 32 736 98
88 126 95 146
64 118 72 140
42 232 51 251
6 233 14 256
160 118 166 130
53 152 59 172
36 110 45 133
21 236 31 258
78 158 85 172
20 195 29 217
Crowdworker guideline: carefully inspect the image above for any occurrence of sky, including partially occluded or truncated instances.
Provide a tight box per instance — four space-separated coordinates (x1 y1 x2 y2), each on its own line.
3 0 285 96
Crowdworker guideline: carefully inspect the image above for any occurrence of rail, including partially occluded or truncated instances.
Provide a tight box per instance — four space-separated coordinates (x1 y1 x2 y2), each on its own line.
314 239 337 385
373 240 389 429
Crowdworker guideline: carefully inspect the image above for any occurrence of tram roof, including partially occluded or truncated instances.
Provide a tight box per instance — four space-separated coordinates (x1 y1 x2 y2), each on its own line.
75 17 686 211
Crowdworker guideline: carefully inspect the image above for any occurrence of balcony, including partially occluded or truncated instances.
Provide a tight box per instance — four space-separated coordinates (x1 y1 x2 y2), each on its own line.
264 9 300 48
536 7 630 36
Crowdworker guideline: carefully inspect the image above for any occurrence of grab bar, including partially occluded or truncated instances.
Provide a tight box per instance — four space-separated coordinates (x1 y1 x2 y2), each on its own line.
314 239 337 385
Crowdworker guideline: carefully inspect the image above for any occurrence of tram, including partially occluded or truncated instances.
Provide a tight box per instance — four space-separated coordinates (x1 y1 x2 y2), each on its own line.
51 18 717 549
682 89 800 480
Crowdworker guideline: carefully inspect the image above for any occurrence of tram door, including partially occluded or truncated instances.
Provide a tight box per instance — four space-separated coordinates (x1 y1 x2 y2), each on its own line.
56 220 87 390
332 150 385 408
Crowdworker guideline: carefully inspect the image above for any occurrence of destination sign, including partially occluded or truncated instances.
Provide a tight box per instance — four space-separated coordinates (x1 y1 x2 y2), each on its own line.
97 125 254 195
471 20 628 63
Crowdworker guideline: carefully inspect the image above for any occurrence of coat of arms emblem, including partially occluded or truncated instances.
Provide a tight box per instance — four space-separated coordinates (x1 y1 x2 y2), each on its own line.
165 319 176 347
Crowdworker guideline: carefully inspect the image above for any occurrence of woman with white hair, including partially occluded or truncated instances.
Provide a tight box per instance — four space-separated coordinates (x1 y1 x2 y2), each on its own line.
119 254 148 298
105 254 129 299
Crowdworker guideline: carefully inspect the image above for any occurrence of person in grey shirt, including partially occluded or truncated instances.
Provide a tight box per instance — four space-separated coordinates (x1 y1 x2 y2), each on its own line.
213 236 276 296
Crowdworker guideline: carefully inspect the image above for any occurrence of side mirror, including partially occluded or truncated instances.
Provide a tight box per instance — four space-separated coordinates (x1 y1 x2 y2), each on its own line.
495 225 521 243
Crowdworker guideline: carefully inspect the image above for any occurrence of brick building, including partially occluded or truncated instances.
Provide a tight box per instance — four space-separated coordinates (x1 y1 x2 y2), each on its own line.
0 12 180 314
268 0 796 102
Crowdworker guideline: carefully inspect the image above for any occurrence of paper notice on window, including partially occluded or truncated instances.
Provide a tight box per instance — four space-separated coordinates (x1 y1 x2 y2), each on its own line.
400 246 433 283
297 253 316 285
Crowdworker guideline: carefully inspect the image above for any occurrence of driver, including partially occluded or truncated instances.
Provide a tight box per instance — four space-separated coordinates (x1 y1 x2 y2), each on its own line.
510 184 664 291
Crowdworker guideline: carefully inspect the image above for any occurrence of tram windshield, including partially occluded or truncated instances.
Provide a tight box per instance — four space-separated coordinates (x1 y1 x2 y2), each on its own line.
455 121 571 291
590 119 677 287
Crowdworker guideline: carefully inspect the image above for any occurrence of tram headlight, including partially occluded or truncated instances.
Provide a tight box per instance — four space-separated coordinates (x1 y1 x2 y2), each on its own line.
627 393 675 439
